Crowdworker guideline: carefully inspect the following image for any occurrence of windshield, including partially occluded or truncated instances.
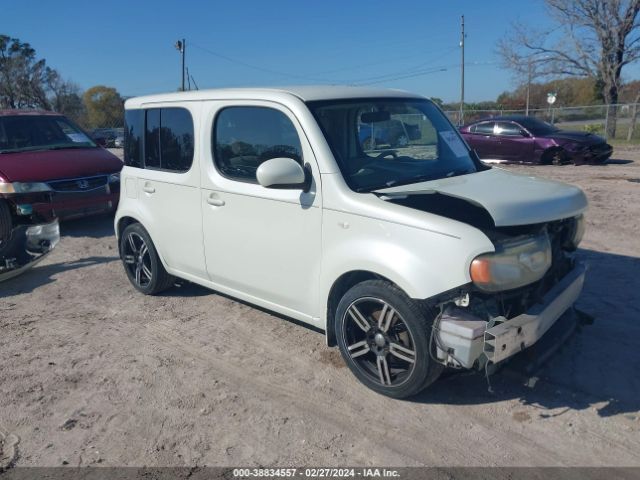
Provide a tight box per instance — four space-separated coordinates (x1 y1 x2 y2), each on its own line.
517 117 559 135
0 115 96 154
307 98 482 192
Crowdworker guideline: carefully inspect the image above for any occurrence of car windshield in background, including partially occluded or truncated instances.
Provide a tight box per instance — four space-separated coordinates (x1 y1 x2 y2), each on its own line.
518 117 559 135
308 98 480 192
0 115 96 153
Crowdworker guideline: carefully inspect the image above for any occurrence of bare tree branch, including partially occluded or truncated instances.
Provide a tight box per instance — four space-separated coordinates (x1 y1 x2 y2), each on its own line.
498 0 640 137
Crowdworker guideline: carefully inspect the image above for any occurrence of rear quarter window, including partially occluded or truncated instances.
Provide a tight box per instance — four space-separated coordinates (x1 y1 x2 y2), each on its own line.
124 107 194 172
124 109 144 168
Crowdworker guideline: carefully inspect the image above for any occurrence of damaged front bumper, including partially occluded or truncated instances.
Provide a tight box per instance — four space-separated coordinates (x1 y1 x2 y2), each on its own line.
0 220 60 282
436 262 586 369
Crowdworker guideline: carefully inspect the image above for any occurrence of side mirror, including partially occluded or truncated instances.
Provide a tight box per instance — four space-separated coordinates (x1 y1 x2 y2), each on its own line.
256 157 308 190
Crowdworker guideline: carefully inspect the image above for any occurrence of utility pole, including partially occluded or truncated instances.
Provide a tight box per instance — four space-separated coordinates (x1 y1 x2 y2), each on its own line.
459 15 465 125
525 58 532 116
175 38 186 91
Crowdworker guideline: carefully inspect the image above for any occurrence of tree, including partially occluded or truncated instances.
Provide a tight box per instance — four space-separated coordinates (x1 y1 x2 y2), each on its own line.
47 70 85 123
82 85 124 128
498 0 640 137
0 34 56 109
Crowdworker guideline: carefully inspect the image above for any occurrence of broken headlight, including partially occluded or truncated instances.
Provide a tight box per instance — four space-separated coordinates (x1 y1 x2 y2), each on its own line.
564 214 585 251
470 232 552 292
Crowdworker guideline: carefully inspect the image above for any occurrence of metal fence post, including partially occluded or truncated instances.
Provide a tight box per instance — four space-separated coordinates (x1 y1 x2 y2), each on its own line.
604 105 609 141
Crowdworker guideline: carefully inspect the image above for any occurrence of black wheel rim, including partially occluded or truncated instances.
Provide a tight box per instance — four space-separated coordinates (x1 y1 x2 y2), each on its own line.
122 232 152 288
342 297 417 387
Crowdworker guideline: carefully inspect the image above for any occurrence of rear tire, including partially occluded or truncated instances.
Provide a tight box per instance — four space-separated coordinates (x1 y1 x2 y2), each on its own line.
334 280 443 398
120 223 175 295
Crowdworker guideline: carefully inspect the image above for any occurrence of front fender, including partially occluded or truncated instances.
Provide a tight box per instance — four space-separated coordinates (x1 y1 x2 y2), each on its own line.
319 209 494 329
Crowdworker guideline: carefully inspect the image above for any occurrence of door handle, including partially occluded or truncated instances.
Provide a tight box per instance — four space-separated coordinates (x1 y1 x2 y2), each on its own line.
142 184 155 194
207 196 225 207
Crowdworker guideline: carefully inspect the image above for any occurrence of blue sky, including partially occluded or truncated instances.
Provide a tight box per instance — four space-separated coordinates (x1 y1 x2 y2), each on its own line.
1 0 622 102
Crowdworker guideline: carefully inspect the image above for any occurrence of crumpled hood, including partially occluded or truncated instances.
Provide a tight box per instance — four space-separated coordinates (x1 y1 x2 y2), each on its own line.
375 167 587 227
542 130 606 145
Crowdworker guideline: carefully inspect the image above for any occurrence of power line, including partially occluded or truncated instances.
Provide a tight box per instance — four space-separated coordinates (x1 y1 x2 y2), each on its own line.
355 61 497 86
190 42 335 83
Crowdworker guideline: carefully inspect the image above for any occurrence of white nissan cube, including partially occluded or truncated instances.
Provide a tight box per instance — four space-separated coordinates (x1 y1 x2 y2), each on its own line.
115 86 587 398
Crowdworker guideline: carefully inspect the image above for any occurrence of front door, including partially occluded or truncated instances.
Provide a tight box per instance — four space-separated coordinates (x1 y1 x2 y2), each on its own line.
200 102 322 322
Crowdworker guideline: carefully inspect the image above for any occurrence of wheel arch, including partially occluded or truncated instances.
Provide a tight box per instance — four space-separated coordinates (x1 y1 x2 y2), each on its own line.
116 215 173 273
325 270 405 347
541 145 566 164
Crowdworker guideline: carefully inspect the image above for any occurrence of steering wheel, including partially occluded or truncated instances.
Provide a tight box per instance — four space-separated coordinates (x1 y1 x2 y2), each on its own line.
375 150 398 160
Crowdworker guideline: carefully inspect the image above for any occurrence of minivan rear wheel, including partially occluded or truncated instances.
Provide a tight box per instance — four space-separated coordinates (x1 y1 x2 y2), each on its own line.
120 223 175 295
334 280 443 398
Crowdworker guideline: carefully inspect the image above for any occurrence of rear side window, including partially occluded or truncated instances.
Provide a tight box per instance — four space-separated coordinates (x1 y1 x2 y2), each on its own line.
472 122 494 135
145 109 161 168
213 107 302 182
124 109 143 168
124 107 194 172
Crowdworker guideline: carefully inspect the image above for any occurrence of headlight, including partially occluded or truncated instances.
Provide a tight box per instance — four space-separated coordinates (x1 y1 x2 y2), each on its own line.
470 232 552 292
109 173 121 183
0 181 52 194
564 214 585 251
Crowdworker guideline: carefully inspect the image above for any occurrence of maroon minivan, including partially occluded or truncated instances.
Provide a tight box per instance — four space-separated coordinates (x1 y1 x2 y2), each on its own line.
0 110 123 221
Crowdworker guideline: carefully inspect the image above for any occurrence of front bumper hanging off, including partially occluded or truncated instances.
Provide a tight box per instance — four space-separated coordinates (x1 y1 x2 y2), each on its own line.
437 263 587 368
0 220 60 282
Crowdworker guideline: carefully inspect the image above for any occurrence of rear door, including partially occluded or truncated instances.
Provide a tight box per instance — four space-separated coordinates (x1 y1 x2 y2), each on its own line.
493 122 534 162
123 105 206 279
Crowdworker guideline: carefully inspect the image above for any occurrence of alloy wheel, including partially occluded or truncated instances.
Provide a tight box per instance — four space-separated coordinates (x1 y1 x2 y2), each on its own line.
122 232 153 288
342 297 417 387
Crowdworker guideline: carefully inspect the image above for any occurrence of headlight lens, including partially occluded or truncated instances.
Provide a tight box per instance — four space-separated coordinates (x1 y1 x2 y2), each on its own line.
470 232 552 292
0 181 52 194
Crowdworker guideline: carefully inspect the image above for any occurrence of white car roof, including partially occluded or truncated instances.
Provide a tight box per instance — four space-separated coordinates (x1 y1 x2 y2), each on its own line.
125 85 424 108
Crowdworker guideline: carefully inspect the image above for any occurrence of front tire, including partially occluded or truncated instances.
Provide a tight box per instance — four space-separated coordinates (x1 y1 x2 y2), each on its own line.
542 148 567 165
0 200 13 255
120 223 175 295
334 280 443 398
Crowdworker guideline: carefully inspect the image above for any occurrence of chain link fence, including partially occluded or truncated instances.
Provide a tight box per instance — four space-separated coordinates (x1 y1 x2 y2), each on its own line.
444 103 640 141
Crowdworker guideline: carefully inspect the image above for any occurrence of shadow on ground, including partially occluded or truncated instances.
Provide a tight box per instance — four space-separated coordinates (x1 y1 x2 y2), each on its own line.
60 214 115 239
606 158 634 165
1 256 117 296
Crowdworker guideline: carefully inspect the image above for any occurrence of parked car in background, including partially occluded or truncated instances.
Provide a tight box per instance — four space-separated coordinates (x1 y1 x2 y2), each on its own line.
91 128 124 148
460 115 613 165
0 110 123 221
358 119 421 149
115 87 587 399
114 134 124 148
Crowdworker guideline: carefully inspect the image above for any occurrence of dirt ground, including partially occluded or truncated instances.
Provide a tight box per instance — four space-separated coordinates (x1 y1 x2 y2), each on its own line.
1 148 640 468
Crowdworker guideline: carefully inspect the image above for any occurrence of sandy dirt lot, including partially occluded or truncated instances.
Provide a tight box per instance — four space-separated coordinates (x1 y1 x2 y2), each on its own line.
1 148 639 469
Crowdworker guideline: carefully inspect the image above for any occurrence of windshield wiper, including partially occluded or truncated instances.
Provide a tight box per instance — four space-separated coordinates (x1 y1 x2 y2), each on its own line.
358 174 439 193
444 168 473 178
47 144 95 150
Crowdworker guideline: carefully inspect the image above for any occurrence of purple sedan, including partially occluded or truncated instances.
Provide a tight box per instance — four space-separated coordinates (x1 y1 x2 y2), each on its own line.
459 115 613 165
